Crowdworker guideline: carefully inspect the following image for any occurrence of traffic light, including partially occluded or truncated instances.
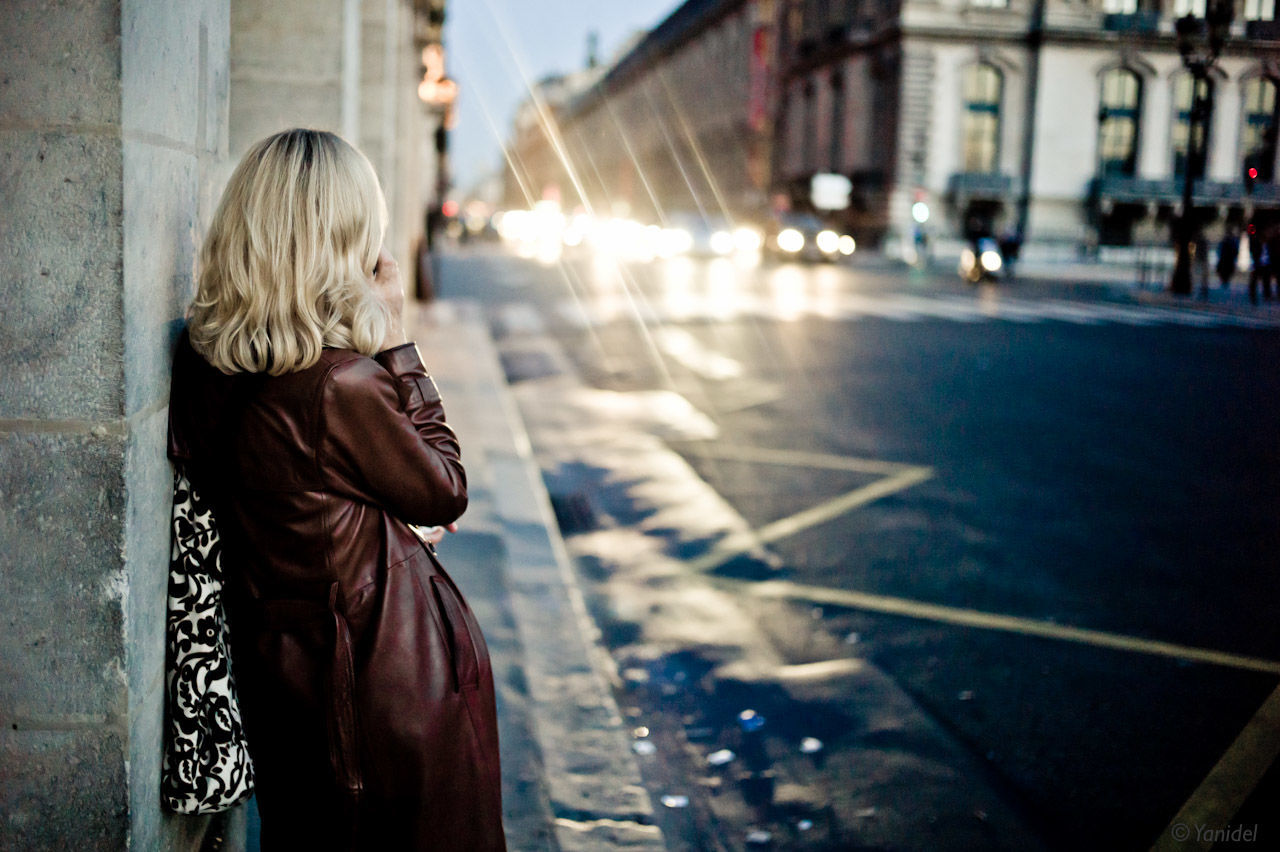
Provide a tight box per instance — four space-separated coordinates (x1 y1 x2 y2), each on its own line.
1246 163 1259 195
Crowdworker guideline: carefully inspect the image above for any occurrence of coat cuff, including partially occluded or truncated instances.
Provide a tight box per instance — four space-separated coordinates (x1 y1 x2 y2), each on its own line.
374 343 443 406
375 342 425 376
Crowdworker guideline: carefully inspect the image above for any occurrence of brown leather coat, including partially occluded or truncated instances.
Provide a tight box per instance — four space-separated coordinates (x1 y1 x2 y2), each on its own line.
168 333 505 851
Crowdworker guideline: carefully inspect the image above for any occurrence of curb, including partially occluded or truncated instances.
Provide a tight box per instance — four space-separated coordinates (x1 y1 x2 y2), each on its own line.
419 301 666 851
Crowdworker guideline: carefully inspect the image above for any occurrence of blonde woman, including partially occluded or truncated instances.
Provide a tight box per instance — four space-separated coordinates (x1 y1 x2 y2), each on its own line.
168 129 505 850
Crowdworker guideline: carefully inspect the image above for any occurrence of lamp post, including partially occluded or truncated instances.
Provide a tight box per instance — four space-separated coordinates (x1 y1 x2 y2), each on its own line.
1170 0 1234 296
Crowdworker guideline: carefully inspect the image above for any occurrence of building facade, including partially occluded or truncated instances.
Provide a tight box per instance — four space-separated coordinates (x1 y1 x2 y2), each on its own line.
508 0 1280 255
506 0 775 224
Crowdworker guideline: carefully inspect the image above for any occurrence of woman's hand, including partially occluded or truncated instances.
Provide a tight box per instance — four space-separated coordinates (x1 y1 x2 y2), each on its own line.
421 522 458 545
372 247 408 350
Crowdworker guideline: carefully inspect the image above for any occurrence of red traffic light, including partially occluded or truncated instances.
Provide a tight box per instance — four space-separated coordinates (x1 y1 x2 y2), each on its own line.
1248 223 1257 235
1248 167 1259 180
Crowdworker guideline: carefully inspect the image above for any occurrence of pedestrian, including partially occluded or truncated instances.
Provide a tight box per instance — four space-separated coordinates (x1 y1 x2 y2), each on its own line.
1194 234 1211 297
168 129 505 850
998 227 1022 279
1249 226 1275 304
1216 229 1239 289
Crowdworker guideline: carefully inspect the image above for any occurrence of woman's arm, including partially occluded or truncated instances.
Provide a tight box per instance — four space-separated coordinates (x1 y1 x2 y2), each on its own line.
320 351 468 527
318 248 466 525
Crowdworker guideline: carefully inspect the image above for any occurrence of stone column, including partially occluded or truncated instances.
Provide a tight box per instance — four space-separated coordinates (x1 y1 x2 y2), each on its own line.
0 1 231 849
1208 70 1241 184
228 0 347 166
231 0 428 282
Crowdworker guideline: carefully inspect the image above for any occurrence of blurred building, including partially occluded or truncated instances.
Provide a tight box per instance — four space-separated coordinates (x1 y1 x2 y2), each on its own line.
507 0 1280 255
506 0 774 223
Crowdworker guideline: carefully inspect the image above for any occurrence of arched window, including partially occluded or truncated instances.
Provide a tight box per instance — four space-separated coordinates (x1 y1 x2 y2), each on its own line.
1243 76 1278 180
802 81 817 173
961 63 1002 173
1098 68 1142 177
830 71 845 172
1171 73 1213 178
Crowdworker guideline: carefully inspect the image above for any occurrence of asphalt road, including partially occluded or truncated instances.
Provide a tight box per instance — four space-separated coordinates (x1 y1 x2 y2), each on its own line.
437 244 1280 851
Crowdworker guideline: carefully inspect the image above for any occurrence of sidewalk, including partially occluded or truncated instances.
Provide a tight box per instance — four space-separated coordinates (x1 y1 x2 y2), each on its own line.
860 250 1280 324
411 301 666 851
1011 255 1280 322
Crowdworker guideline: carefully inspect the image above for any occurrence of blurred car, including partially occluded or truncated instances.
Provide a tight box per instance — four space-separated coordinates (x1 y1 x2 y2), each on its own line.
664 211 764 259
763 212 855 263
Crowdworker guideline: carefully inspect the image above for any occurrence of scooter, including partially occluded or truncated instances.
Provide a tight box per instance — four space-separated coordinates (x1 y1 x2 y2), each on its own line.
959 237 1003 284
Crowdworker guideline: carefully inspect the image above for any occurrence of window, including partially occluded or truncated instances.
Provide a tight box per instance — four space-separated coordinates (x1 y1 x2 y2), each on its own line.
1243 77 1278 179
961 63 1002 173
1171 73 1213 178
1245 0 1276 21
1098 68 1142 176
803 82 817 173
970 0 1010 7
1172 0 1207 15
1102 0 1139 13
830 71 845 172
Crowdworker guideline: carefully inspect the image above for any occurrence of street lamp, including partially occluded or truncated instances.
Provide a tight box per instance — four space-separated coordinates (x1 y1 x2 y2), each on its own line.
1170 0 1234 296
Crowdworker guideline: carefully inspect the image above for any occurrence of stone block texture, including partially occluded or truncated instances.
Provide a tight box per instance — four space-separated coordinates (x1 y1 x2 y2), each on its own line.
229 0 345 159
0 130 125 422
0 0 122 127
0 431 129 724
0 729 128 850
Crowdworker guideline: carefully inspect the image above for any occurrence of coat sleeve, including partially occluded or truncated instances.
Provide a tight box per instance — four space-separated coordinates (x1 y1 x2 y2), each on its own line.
319 344 468 526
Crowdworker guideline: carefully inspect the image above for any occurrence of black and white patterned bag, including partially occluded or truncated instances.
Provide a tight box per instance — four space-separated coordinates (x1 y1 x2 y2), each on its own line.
161 464 255 814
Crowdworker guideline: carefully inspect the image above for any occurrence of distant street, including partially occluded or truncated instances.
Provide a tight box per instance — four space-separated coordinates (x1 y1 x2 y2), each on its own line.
438 243 1280 851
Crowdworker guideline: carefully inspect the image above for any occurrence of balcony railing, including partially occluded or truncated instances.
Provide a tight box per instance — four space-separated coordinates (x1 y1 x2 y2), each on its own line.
1102 11 1160 33
947 172 1015 199
1245 20 1280 40
1090 175 1280 205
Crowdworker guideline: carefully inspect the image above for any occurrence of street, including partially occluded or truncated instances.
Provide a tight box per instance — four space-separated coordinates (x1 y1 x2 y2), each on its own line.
437 244 1280 851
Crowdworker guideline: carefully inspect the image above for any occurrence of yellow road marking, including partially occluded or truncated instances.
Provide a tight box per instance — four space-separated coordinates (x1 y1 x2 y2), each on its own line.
682 447 934 574
753 467 934 544
1152 684 1280 850
737 579 1280 676
682 443 927 475
679 446 1280 844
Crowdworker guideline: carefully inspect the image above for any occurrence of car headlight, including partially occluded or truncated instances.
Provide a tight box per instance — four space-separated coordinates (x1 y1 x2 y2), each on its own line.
816 230 839 254
980 250 1002 272
709 230 735 255
777 228 804 253
733 227 763 253
658 227 693 257
838 235 856 255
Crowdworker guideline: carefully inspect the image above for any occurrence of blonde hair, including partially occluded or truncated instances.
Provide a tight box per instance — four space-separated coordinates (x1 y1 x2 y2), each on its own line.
188 129 390 374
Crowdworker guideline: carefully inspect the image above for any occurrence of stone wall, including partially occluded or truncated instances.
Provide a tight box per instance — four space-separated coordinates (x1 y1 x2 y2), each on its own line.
1 2 438 847
0 1 231 849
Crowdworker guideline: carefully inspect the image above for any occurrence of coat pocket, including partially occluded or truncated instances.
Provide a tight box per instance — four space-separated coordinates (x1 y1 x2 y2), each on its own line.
429 576 481 691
